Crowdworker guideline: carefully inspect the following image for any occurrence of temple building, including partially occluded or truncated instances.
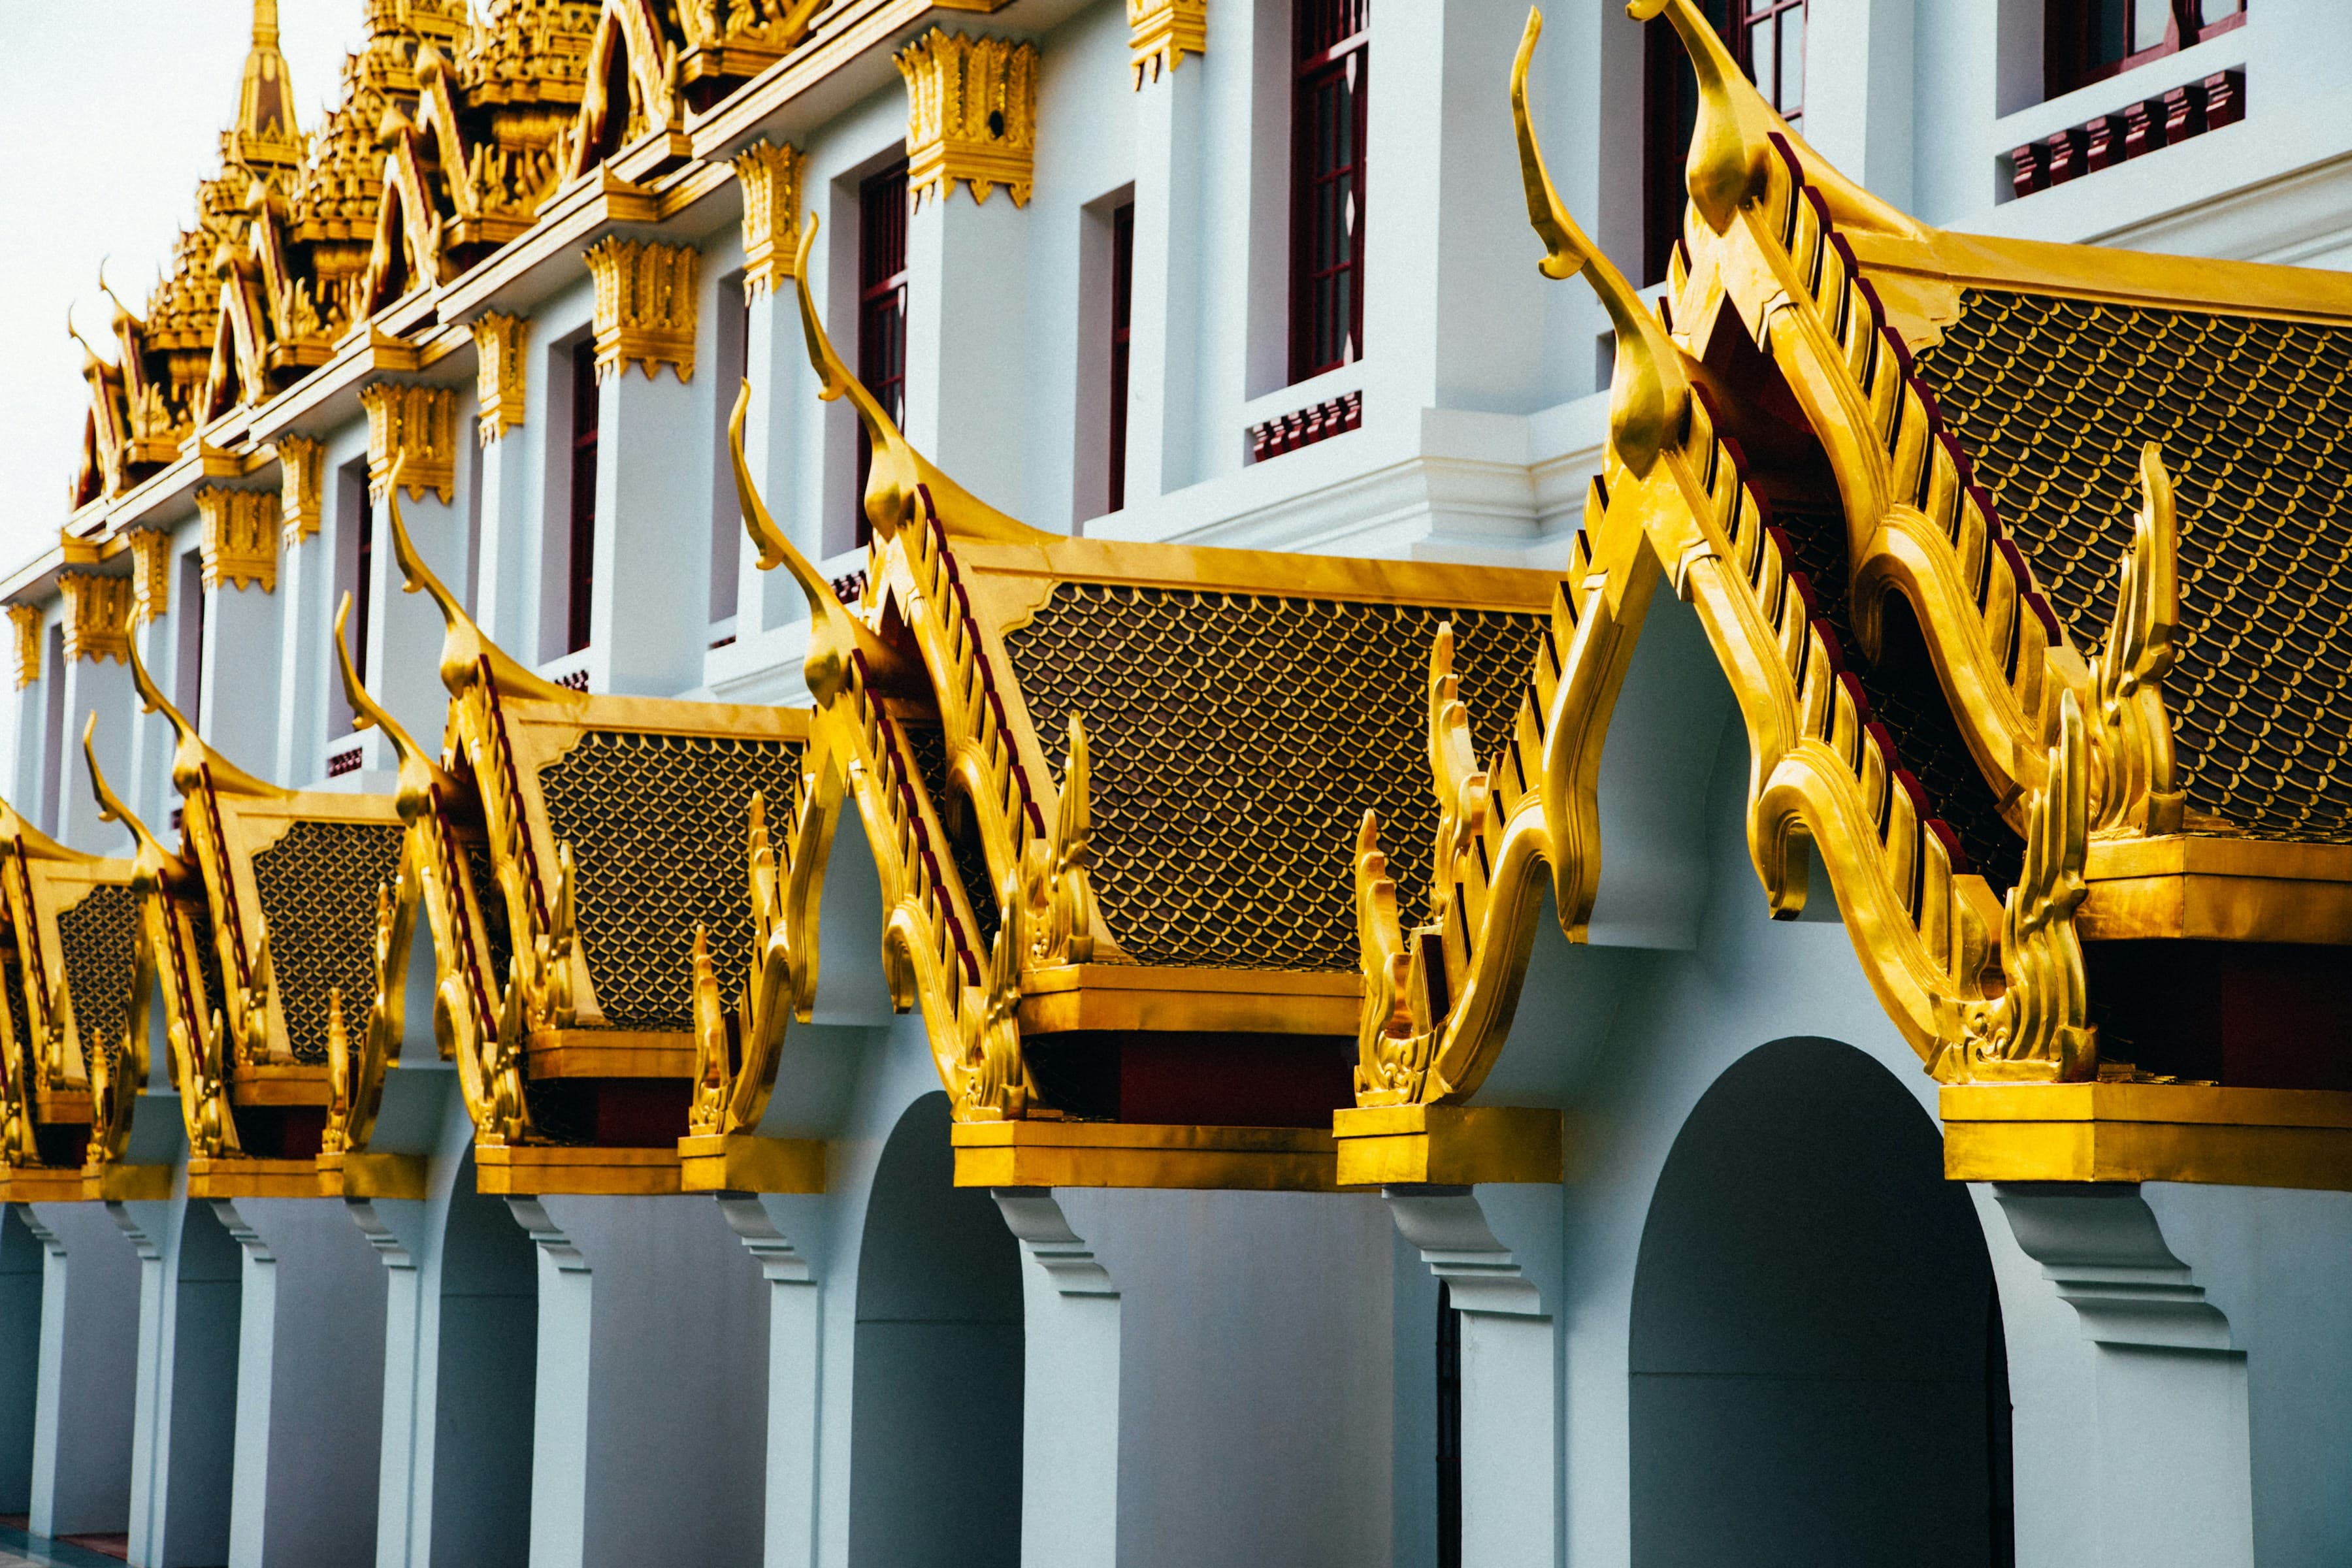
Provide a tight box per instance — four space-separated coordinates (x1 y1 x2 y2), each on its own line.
2 0 2349 1563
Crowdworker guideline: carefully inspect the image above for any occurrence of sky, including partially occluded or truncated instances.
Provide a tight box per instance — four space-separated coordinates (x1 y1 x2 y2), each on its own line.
0 1 367 579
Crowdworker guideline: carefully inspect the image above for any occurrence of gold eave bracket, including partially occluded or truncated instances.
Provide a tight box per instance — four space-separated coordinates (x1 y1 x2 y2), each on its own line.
951 1120 1341 1191
1942 1082 2352 1190
1332 1103 1565 1187
678 1132 825 1194
2080 834 2352 944
188 1157 329 1201
0 1166 95 1203
473 1143 682 1197
315 1151 428 1201
82 1164 172 1202
1017 964 1359 1036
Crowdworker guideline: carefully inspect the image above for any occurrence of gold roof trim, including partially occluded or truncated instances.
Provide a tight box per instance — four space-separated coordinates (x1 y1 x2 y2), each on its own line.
1356 8 2352 1195
373 469 813 1193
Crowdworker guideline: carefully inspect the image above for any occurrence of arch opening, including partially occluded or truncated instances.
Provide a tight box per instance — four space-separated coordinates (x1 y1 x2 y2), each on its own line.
1630 1037 2014 1567
429 1152 537 1568
848 1091 1024 1568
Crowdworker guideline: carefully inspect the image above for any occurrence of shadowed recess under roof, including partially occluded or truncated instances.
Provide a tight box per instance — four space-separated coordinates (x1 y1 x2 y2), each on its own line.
1915 288 2352 843
540 730 803 1030
251 820 404 1062
1005 585 1547 972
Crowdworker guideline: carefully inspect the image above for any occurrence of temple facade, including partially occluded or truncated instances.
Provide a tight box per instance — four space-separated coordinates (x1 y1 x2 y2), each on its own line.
1 1 2349 1565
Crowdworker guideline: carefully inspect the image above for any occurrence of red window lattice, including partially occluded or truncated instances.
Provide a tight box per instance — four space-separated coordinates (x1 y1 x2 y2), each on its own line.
1290 0 1369 385
2047 0 2245 100
856 161 909 547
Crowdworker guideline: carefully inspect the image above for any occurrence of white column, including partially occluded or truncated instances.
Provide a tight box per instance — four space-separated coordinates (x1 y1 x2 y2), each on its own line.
505 1198 593 1568
217 1198 386 1568
994 1189 1121 1568
1993 1183 2254 1568
904 192 1030 515
739 284 822 636
57 654 133 852
346 1195 431 1568
25 1203 141 1539
117 1198 169 1565
474 417 542 663
1124 57 1205 502
367 487 464 755
589 368 708 696
272 530 328 788
717 1195 824 1568
1386 1185 1564 1568
199 576 285 780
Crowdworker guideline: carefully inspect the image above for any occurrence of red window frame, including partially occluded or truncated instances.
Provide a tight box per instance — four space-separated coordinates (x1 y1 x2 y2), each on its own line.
1107 201 1135 514
1645 3 1803 287
2047 0 2246 99
567 339 599 655
1288 0 1369 385
1737 0 1807 124
351 479 374 685
856 161 910 547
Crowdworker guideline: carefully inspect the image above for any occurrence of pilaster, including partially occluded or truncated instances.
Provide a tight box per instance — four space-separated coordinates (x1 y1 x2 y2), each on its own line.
1993 1183 2255 1568
899 31 1035 514
190 489 286 782
1124 42 1206 502
717 1195 823 1568
25 1202 140 1540
360 383 465 745
993 1188 1121 1567
56 573 134 853
1385 1185 1564 1568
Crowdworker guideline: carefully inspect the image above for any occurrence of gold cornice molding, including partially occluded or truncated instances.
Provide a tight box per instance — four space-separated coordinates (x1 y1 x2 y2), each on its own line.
58 572 134 663
734 139 804 299
585 238 699 382
897 29 1038 208
473 314 529 444
359 382 459 502
127 531 173 625
276 436 324 546
195 487 280 593
1129 0 1206 85
8 605 41 689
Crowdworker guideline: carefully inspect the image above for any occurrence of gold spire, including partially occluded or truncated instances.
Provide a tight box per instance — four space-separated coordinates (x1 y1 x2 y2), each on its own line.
225 0 302 172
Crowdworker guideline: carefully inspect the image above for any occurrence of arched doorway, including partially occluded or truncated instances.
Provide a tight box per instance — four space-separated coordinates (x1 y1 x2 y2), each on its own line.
849 1092 1024 1568
429 1152 537 1568
1630 1037 2014 1566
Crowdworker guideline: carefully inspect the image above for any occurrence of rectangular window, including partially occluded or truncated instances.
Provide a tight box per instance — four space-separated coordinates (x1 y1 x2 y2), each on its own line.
1107 202 1135 514
1289 0 1369 384
568 340 600 655
1646 2 1805 287
2046 0 2244 99
857 161 910 547
350 482 374 687
39 625 63 839
710 276 748 632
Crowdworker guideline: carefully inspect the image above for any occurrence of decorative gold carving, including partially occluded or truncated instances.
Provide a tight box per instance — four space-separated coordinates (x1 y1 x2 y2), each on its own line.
677 0 830 51
473 313 530 444
687 789 819 1139
1129 0 1207 86
276 435 325 544
58 574 134 664
1948 692 2095 1083
897 29 1039 208
5 608 36 691
126 532 173 627
196 487 280 593
1358 13 2047 1112
360 382 459 502
585 237 699 382
2087 444 2184 840
1024 715 1096 968
80 717 240 1162
734 139 805 299
729 355 1040 1120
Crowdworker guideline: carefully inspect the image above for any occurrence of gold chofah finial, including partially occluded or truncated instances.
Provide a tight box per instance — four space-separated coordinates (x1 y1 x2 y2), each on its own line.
2088 442 2185 838
1512 9 1689 474
1628 0 1923 240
